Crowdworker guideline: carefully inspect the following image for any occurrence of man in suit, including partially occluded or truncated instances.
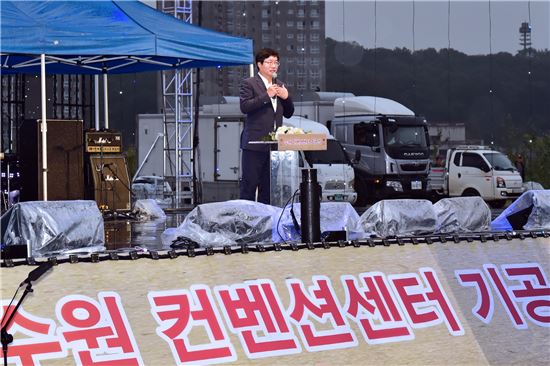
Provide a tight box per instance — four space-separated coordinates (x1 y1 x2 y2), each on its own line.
239 48 294 204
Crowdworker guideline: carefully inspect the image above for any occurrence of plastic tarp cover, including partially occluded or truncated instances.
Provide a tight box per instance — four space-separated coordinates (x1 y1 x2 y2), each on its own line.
492 190 550 231
525 190 550 230
523 181 545 191
163 200 282 247
359 199 436 237
133 199 167 221
434 197 491 233
1 200 105 257
276 202 363 242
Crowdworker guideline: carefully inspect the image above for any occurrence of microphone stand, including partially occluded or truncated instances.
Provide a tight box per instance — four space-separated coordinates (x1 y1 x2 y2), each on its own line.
99 143 107 211
1 282 33 366
1 263 52 366
104 165 135 199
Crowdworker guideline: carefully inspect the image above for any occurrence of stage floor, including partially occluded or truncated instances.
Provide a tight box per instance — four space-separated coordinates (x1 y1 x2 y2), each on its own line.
103 212 188 251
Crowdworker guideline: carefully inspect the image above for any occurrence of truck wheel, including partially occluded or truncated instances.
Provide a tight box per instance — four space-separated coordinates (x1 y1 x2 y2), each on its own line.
428 192 442 204
462 188 480 197
489 200 507 209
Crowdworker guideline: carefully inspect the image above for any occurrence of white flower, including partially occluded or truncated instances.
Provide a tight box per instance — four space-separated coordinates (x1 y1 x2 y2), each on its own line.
274 125 305 140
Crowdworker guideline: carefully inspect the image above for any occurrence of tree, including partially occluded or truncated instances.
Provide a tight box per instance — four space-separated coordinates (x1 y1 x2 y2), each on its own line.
325 38 550 185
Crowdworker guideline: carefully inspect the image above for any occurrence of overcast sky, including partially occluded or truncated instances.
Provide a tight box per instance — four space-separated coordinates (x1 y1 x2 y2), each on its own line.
325 0 549 55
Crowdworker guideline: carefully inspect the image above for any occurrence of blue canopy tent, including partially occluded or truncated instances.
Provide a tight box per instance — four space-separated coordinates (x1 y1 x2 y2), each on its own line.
1 0 253 200
1 0 252 74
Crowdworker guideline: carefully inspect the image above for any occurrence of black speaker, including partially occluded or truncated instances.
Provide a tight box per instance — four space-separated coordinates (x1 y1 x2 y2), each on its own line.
89 155 131 211
19 119 85 201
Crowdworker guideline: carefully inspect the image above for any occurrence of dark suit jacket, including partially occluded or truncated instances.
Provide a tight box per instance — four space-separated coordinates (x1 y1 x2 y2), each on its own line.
239 74 294 151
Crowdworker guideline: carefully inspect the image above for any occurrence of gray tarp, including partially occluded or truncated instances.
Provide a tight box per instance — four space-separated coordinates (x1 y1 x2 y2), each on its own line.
523 181 545 191
164 196 527 247
277 202 364 241
163 200 281 247
359 199 436 237
133 199 167 221
162 201 365 247
434 197 491 233
492 190 550 231
1 200 105 257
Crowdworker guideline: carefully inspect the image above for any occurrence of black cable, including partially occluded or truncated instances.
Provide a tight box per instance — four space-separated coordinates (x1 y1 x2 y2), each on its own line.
0 285 21 327
275 188 300 244
447 0 452 126
412 0 417 111
488 0 494 144
289 189 301 236
527 0 533 131
374 0 378 112
104 164 134 197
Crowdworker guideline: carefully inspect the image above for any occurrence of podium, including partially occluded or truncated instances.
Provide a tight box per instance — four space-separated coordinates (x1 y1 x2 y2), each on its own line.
252 133 327 207
271 150 300 207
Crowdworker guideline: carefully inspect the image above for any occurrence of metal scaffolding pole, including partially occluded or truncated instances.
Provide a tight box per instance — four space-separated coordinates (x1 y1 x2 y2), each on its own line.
158 0 194 209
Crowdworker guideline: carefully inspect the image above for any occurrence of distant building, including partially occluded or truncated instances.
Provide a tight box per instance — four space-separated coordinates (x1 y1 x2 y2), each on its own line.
195 0 326 100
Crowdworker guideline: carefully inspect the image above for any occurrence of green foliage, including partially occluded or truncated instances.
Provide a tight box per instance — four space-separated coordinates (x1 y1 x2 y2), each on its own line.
126 145 137 178
326 38 550 186
517 134 550 188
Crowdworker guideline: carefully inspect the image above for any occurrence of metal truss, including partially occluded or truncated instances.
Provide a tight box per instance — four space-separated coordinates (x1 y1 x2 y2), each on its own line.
158 0 194 208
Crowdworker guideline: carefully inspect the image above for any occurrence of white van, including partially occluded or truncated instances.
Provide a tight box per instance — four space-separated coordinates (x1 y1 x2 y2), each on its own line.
284 116 357 204
429 146 524 208
132 175 172 200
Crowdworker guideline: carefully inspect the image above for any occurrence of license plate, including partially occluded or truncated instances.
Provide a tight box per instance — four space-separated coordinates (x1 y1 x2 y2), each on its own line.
332 194 345 201
411 181 422 190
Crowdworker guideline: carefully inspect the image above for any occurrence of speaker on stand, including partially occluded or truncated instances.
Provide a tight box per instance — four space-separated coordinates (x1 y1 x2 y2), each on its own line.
18 119 85 201
84 130 134 213
89 154 132 211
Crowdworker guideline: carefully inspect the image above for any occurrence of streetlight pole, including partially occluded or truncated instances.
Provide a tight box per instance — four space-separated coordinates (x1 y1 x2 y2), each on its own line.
528 139 533 179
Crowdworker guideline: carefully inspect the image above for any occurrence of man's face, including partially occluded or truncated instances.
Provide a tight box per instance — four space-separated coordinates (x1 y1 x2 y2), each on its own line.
257 55 279 79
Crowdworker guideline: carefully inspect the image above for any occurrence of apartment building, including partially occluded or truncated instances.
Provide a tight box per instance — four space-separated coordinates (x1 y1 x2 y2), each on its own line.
195 0 326 100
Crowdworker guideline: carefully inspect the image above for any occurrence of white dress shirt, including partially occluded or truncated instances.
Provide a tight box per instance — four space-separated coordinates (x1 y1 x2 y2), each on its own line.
258 73 277 112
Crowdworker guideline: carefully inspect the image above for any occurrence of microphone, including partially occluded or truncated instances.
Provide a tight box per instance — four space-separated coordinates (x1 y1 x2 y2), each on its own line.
20 262 53 286
271 72 278 99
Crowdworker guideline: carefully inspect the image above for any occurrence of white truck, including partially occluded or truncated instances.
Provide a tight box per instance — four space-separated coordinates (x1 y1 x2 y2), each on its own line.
331 96 431 205
428 146 524 208
283 116 357 204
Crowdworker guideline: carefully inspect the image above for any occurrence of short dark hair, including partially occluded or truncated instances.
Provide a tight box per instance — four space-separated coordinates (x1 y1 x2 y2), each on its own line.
255 48 279 65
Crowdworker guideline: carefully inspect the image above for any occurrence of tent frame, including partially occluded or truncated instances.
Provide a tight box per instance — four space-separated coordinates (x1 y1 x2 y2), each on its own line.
1 54 193 72
1 0 253 206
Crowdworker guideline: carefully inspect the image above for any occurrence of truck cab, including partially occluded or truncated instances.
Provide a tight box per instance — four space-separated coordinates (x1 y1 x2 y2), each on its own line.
331 96 431 204
446 146 524 207
284 116 357 204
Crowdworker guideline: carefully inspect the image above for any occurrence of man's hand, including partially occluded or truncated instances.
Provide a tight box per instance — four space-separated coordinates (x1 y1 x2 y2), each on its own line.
276 85 289 100
267 84 278 98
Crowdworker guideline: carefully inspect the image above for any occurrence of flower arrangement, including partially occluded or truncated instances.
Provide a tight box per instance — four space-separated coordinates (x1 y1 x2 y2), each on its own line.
263 125 306 141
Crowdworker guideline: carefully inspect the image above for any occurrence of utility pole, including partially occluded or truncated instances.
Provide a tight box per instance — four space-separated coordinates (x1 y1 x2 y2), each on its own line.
519 22 532 53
